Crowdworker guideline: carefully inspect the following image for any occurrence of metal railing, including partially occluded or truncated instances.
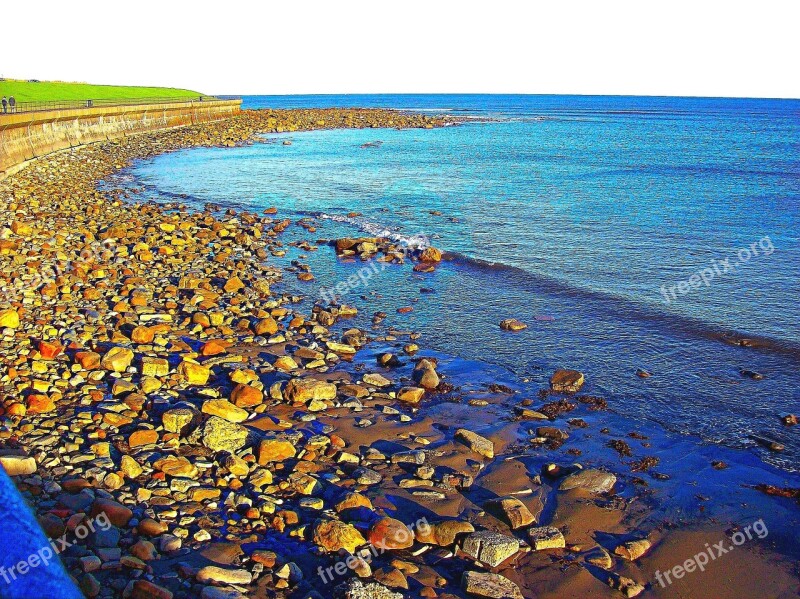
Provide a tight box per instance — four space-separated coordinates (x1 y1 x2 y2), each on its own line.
0 95 232 115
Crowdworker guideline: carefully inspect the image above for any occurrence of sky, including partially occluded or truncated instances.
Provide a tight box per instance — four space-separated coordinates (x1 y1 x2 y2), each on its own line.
3 0 798 98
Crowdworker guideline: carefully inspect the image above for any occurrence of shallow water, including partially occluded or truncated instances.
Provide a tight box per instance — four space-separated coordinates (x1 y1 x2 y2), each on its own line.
124 95 800 479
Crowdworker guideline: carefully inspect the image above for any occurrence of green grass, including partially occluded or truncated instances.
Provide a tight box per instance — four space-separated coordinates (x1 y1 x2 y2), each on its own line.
0 79 203 103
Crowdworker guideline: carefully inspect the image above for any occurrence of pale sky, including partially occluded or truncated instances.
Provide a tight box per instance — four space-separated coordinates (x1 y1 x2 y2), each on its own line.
3 0 798 98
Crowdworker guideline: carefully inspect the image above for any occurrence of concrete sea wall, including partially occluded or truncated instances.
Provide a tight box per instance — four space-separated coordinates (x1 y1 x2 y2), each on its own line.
0 99 241 179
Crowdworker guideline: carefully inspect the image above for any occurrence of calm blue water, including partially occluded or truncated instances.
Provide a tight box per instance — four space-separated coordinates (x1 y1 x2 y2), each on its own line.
125 95 800 477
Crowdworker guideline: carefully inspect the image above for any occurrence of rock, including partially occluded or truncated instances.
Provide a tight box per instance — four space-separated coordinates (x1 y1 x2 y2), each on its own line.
585 545 614 569
178 360 211 385
485 497 535 529
283 378 337 403
740 369 764 380
154 455 198 478
397 386 425 404
607 573 645 598
413 364 440 390
195 416 249 452
38 340 63 360
231 383 263 407
162 407 199 434
313 519 367 553
258 438 297 464
101 347 134 372
373 567 408 589
141 356 169 377
130 326 155 344
0 308 20 328
202 399 248 423
461 571 523 599
559 469 616 493
160 535 182 553
419 247 442 262
417 520 475 546
368 517 415 550
499 319 527 331
353 467 382 485
254 316 278 336
455 428 494 458
223 276 245 293
340 579 403 599
128 429 159 448
80 574 101 598
0 455 37 476
196 565 252 585
614 538 651 561
288 472 322 495
76 351 101 370
201 339 229 356
137 518 168 536
27 394 56 414
120 455 143 478
130 540 158 561
363 373 392 387
335 492 373 512
129 580 173 599
528 526 565 550
91 498 133 527
550 369 585 392
461 531 520 567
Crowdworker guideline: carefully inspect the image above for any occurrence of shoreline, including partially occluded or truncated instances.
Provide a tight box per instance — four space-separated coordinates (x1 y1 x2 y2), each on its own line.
0 109 797 598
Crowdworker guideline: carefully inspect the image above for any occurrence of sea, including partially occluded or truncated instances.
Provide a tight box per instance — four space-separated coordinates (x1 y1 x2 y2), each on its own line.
112 94 800 531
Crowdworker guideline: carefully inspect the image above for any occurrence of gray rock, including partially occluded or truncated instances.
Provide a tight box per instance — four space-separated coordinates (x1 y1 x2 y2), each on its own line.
461 530 519 567
191 416 249 453
338 579 403 599
559 468 616 493
461 571 523 599
353 467 383 485
528 526 565 550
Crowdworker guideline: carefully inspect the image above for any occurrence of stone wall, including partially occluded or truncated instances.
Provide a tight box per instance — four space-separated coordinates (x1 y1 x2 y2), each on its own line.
0 99 241 179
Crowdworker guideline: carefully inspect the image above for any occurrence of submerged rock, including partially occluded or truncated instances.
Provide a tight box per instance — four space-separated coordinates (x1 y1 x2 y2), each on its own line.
559 468 616 493
550 369 585 392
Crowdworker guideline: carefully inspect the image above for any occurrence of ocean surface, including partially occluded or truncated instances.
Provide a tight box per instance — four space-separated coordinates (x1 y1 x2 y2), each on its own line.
121 95 799 484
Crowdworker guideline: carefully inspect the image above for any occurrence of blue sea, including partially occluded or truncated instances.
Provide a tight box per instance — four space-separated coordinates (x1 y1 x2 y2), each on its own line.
117 95 800 524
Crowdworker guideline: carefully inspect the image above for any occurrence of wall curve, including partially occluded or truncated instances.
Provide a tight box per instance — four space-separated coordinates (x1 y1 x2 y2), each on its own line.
0 99 241 179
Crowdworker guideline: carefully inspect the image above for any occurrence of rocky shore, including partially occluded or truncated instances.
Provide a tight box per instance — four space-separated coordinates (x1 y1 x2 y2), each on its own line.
0 109 797 599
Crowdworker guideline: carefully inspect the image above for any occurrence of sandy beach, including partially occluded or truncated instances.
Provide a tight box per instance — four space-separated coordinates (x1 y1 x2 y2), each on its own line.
0 108 797 599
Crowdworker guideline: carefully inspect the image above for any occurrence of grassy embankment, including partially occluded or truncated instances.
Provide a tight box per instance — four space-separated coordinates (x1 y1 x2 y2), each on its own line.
0 79 203 102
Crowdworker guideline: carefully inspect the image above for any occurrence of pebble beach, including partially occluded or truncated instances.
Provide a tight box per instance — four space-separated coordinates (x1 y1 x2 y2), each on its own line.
0 108 798 599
